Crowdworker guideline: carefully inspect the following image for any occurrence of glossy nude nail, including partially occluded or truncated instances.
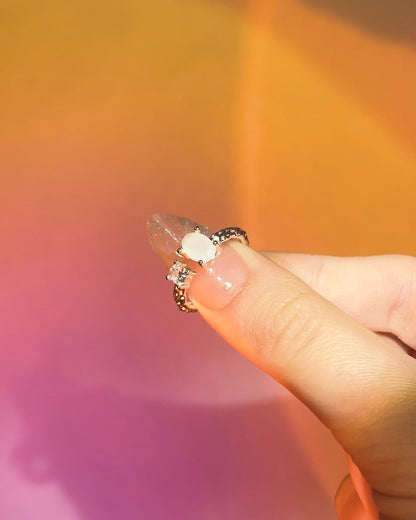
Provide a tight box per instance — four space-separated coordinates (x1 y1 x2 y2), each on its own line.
146 213 212 269
146 213 248 310
187 242 248 310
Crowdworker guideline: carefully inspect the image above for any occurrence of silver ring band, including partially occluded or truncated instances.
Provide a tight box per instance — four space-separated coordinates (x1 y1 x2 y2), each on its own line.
210 227 249 247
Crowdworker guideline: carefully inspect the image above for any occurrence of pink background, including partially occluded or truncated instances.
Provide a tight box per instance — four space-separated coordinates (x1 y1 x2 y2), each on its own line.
0 1 415 519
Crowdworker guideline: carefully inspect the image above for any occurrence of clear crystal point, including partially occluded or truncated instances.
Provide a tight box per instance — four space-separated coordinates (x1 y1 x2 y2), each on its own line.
166 260 194 288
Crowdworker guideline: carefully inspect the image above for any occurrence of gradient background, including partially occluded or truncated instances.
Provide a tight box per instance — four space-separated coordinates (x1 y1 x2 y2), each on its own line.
0 1 415 519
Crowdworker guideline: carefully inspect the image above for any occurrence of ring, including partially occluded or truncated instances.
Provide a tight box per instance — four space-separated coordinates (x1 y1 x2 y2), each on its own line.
166 226 249 312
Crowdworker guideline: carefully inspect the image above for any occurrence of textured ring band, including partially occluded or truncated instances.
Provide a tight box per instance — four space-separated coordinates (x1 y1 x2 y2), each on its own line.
167 226 249 313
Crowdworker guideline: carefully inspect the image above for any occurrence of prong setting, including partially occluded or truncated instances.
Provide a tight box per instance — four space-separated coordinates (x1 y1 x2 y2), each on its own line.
168 225 249 312
166 260 196 289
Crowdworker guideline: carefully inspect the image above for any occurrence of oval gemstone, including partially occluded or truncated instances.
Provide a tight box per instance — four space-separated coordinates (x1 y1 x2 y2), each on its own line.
181 232 216 263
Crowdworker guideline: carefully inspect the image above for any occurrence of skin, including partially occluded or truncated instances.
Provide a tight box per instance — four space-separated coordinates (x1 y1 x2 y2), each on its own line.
191 249 416 520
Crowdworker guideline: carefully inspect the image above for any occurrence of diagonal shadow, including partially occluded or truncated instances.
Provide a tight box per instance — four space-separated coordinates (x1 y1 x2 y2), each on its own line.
299 0 416 46
212 0 416 47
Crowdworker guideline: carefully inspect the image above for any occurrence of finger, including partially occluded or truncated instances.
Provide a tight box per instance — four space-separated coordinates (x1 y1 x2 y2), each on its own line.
148 215 416 518
260 252 416 349
347 455 379 518
335 474 374 520
186 242 416 476
188 242 416 513
334 470 415 520
372 491 416 520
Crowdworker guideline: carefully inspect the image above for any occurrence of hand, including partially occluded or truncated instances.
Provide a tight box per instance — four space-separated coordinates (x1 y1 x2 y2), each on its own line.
148 214 416 520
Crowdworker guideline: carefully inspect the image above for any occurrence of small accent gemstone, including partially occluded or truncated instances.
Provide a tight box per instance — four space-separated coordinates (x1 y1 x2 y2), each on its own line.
166 260 193 288
181 232 217 263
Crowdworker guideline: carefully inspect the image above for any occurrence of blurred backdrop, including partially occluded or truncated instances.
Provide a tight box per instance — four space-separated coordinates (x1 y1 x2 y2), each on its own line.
0 1 415 519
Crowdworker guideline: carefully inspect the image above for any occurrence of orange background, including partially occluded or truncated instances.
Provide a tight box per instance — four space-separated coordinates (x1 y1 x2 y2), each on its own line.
2 1 415 256
0 1 415 519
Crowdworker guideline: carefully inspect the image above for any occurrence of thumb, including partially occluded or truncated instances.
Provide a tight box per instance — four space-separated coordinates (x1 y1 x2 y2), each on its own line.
147 214 416 518
187 241 414 451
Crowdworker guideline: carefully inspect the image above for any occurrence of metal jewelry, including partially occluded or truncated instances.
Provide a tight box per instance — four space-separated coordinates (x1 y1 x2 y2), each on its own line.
166 225 249 313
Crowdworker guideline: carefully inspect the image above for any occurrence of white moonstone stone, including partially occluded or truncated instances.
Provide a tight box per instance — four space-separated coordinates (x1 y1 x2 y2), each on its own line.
181 232 216 263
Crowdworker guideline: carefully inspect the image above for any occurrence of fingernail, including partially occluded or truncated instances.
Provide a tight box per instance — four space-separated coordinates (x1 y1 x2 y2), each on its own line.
146 213 248 310
146 213 213 269
188 242 248 309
